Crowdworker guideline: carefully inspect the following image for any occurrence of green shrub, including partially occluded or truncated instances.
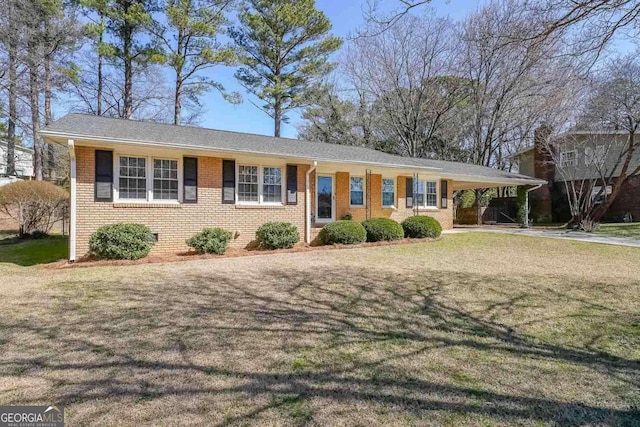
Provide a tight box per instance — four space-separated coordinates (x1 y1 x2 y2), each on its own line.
89 223 155 260
186 227 233 255
340 212 353 220
401 215 442 238
361 217 404 242
256 222 300 249
318 221 367 245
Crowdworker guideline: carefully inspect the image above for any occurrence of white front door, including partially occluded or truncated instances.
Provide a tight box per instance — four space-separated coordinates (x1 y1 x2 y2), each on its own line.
316 174 335 223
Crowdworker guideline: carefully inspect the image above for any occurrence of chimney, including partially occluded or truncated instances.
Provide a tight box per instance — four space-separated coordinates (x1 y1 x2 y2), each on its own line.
531 124 554 222
533 123 554 182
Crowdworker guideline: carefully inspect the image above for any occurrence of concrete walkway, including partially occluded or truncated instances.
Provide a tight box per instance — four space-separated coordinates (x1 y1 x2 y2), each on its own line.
446 226 640 248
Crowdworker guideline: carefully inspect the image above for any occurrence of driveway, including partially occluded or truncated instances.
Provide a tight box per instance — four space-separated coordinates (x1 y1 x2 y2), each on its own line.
449 225 640 248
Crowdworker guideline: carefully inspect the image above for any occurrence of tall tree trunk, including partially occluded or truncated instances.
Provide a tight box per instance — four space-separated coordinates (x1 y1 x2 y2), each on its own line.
97 14 104 116
123 24 133 119
274 97 281 137
28 38 44 181
44 48 56 180
173 27 184 125
6 0 17 176
174 77 182 125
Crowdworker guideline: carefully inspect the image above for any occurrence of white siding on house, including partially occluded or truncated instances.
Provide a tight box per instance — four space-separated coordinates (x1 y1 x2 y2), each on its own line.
0 141 34 177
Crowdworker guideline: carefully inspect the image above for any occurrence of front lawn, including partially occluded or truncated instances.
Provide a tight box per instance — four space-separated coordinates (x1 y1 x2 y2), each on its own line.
0 234 68 266
0 233 638 426
596 222 640 239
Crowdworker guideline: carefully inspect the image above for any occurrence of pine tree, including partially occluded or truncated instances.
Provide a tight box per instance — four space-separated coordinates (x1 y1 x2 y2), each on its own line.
162 0 237 125
231 0 341 137
101 0 164 119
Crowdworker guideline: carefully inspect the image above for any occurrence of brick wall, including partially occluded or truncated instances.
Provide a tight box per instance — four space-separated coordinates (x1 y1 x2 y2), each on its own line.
532 125 554 222
602 175 640 222
331 173 453 228
75 146 309 257
75 147 454 257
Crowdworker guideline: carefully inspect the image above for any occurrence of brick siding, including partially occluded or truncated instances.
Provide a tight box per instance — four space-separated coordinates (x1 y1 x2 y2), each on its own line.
75 146 308 257
75 146 453 257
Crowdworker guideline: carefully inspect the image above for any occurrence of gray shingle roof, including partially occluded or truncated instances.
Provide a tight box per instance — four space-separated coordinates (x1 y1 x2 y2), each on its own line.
42 113 544 184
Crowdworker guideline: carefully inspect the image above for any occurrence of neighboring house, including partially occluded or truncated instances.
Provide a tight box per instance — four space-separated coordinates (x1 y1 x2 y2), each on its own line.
41 114 543 261
0 140 34 178
514 127 640 222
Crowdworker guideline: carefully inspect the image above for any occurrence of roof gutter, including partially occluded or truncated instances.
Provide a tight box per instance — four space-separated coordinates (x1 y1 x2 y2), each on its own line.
40 130 443 173
41 129 545 186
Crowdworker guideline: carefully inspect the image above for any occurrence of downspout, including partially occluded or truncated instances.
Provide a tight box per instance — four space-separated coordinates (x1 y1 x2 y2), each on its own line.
67 139 77 262
305 161 317 244
525 184 543 228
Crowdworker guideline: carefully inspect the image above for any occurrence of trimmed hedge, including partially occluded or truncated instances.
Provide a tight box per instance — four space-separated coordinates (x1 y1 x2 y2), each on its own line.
256 222 300 250
361 218 404 242
401 215 442 238
89 223 155 260
318 220 367 245
186 227 233 255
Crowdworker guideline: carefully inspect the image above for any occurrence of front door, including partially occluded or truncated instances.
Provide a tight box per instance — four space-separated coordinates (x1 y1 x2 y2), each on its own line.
316 174 335 223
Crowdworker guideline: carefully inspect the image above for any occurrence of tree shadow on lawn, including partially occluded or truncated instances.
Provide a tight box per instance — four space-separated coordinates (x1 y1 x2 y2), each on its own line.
0 265 638 426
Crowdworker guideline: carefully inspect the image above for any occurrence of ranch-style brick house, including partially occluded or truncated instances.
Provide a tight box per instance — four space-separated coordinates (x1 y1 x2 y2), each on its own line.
41 114 545 261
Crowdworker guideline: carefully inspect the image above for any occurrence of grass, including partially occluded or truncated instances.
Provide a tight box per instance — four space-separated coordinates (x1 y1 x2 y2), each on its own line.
0 233 638 426
0 234 68 266
596 222 640 239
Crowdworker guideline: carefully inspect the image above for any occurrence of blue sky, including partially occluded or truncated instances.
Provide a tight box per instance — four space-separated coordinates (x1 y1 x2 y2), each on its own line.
197 0 482 138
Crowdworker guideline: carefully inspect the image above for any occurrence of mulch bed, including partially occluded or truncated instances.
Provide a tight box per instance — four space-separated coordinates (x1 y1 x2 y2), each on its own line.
45 237 438 269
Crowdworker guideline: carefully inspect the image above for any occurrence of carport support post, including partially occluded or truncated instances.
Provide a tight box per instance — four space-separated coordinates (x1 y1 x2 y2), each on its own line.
305 161 317 244
68 139 76 262
523 184 543 228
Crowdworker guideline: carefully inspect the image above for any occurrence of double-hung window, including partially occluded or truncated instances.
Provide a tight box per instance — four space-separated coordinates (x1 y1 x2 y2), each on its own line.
414 179 438 209
425 181 437 208
560 150 577 167
237 165 284 204
382 178 395 207
153 159 178 200
263 167 282 203
585 145 605 166
415 180 425 207
119 156 147 200
350 176 364 206
238 165 259 202
117 155 180 202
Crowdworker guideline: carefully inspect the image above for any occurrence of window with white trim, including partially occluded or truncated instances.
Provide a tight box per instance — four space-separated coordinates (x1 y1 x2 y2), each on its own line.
237 165 284 204
382 178 395 207
263 167 282 203
116 155 181 202
350 176 364 206
153 159 178 200
238 165 259 202
414 179 438 208
425 181 437 207
585 145 605 166
119 156 147 199
560 150 577 167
